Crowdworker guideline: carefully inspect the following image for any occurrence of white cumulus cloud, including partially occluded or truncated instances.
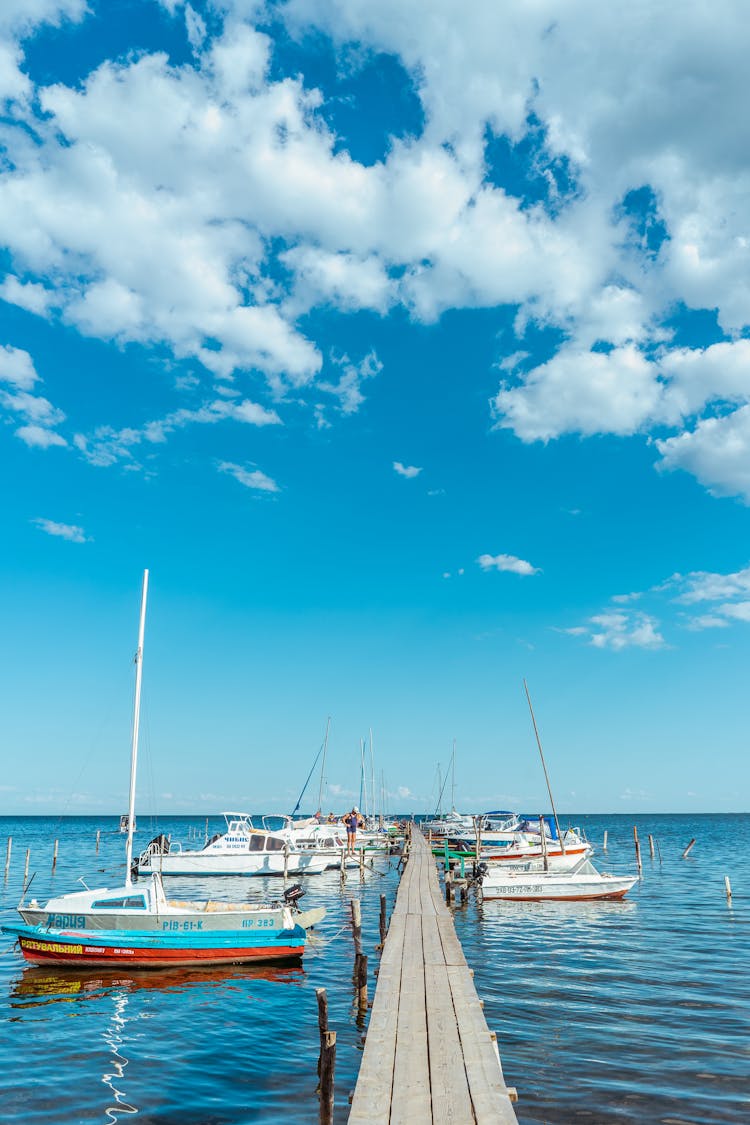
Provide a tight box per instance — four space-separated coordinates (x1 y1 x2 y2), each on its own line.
477 553 539 576
32 517 89 543
393 461 422 478
218 461 280 492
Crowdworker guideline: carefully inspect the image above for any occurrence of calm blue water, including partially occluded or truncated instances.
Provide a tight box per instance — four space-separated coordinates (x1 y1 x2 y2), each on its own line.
1 814 748 1123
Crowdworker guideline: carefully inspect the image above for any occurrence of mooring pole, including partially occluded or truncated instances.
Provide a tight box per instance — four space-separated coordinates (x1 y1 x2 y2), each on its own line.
316 987 329 1079
319 1030 336 1125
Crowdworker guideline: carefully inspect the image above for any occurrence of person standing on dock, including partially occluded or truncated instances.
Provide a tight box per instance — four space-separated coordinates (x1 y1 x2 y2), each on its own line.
346 807 359 854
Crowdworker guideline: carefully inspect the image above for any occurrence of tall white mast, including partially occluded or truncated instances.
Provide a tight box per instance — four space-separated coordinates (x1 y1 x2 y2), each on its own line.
359 738 367 815
125 570 149 886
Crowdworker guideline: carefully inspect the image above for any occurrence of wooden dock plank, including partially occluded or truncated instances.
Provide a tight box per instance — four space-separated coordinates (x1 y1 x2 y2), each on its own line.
420 912 445 966
446 966 518 1125
436 913 469 967
390 913 431 1123
348 909 406 1123
425 962 475 1123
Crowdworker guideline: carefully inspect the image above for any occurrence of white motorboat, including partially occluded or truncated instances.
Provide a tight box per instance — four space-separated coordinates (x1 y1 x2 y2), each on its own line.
264 816 362 869
478 828 593 866
478 857 638 901
422 809 475 836
137 813 330 877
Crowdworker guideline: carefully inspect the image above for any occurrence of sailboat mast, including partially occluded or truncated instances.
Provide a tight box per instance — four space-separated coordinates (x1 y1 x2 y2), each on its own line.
317 716 331 814
451 739 456 812
359 738 366 815
369 728 375 823
125 569 149 886
523 678 565 854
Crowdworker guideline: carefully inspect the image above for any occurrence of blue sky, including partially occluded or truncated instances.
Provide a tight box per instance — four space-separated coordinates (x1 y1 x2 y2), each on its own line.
2 1 750 815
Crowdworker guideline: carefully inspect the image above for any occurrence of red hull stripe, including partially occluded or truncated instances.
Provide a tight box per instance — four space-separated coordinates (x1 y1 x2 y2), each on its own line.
18 938 304 968
484 845 588 861
482 889 630 901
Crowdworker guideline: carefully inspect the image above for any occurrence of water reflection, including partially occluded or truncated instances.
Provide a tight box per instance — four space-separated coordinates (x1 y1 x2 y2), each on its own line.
102 989 137 1122
477 896 638 929
10 961 305 1007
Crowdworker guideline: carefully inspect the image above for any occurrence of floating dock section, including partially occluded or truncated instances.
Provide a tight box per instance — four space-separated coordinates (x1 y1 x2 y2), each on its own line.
349 827 518 1124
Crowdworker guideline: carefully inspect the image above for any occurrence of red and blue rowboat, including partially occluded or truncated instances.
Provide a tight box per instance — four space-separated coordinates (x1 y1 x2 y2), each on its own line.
3 922 307 968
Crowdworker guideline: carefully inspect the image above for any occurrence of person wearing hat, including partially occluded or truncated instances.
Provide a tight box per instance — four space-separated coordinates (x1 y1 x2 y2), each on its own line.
346 807 359 854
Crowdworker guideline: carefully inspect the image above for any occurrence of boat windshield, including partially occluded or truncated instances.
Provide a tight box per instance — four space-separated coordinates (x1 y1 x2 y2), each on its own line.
90 895 147 910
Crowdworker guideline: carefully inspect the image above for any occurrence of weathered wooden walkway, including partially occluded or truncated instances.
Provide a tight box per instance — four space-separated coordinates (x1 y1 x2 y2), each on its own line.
348 827 518 1124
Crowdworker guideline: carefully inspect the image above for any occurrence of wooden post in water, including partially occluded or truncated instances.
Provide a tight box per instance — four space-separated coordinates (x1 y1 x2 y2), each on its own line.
339 847 346 885
540 814 549 872
682 838 696 859
52 839 59 871
357 953 368 1008
318 1029 336 1125
648 834 655 859
724 876 732 901
316 987 329 1079
350 899 365 1010
632 826 642 873
4 837 11 877
359 846 365 879
379 894 387 947
445 867 453 904
95 829 100 854
603 829 608 851
23 848 30 883
351 899 362 955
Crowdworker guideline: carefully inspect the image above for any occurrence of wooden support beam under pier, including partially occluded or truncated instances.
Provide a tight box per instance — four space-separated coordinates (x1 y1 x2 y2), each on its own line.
348 827 518 1124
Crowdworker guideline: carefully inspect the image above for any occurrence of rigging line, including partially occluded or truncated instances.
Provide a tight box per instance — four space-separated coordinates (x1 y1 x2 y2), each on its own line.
434 758 451 817
305 922 351 947
290 737 327 817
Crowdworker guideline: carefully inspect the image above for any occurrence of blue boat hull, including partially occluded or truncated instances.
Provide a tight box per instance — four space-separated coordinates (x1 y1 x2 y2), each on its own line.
2 923 307 968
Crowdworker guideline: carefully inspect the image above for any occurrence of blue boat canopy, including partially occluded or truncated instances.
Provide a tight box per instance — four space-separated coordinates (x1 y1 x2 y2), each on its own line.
519 815 558 839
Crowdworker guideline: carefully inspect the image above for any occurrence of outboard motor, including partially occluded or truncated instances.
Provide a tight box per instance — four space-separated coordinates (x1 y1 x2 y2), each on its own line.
475 862 488 883
283 883 306 907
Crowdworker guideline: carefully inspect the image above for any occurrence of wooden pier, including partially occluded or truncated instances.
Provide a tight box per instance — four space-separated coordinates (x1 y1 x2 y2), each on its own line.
348 827 518 1124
